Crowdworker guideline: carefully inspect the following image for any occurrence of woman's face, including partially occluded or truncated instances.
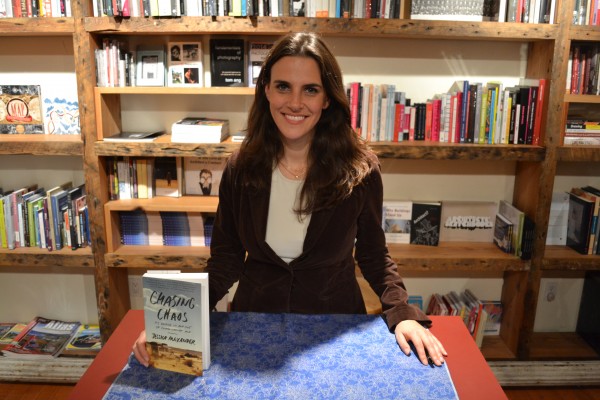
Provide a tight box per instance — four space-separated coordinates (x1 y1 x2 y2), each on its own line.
265 56 329 146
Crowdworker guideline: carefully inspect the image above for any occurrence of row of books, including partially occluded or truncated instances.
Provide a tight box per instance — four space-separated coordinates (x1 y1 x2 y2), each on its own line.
0 316 101 359
573 0 600 25
0 183 90 251
96 38 269 89
347 78 545 145
566 185 600 255
567 44 600 96
108 156 226 200
563 119 600 146
426 290 503 348
0 0 71 17
119 210 215 247
383 199 534 259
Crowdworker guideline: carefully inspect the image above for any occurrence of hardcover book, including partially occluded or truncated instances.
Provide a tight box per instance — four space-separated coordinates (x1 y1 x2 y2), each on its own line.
0 85 44 134
183 156 227 196
566 191 595 255
143 271 210 375
167 42 203 87
439 201 497 243
382 200 412 244
210 38 245 87
103 130 165 142
410 201 442 246
171 117 229 143
1 317 80 359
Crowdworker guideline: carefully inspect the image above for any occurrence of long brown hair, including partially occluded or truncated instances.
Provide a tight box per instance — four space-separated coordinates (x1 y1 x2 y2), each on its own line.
237 32 374 215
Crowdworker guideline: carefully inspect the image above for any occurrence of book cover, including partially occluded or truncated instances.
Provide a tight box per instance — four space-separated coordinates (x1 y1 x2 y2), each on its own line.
183 156 226 196
248 41 274 87
0 85 44 134
160 212 191 246
410 201 442 246
493 213 513 254
439 201 497 243
566 191 595 255
1 317 80 359
153 157 180 197
382 200 412 244
143 271 210 375
103 130 165 142
498 200 525 257
482 300 503 335
63 324 102 356
210 38 245 87
120 209 149 245
0 323 27 349
167 42 203 87
171 117 230 143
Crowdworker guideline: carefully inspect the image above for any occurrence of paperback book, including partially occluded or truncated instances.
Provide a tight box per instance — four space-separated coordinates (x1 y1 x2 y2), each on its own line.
167 42 203 87
103 130 165 142
171 117 229 143
210 38 245 87
0 85 44 134
183 157 227 196
248 42 274 87
143 271 210 375
153 157 181 197
410 201 442 246
62 324 102 356
382 200 412 244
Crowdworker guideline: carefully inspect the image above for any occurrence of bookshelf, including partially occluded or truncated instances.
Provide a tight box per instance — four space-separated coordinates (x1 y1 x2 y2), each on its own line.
2 0 600 382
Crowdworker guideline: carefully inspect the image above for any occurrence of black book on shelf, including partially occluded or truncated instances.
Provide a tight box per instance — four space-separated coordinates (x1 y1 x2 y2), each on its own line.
566 191 595 255
210 38 245 87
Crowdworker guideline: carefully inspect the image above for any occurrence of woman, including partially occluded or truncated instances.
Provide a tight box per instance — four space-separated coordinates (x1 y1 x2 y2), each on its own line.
133 32 446 367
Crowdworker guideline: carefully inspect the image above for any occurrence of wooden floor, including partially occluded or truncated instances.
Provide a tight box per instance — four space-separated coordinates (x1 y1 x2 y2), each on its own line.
2 382 600 400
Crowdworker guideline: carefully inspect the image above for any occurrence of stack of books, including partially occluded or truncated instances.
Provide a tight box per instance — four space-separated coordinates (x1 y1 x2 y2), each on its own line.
119 211 210 247
563 119 600 146
494 200 535 260
171 117 230 143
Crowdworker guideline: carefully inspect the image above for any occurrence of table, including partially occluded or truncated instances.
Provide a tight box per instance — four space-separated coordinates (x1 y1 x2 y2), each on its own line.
70 310 506 400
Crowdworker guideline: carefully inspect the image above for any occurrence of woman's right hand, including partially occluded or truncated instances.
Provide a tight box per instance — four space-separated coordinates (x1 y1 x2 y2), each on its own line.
132 330 150 367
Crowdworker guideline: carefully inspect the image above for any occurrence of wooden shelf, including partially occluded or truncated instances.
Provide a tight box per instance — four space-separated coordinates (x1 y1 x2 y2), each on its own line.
0 247 94 268
557 146 600 162
564 94 600 103
528 332 600 360
104 196 219 213
83 17 559 41
105 245 211 269
481 335 517 361
95 137 239 157
0 17 74 35
569 25 600 41
0 135 83 156
542 245 600 270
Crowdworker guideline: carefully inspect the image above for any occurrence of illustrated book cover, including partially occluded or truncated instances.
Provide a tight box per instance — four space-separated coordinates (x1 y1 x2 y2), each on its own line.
167 42 203 87
210 38 245 87
0 323 26 349
0 85 44 134
382 200 412 244
410 201 442 246
63 324 102 356
497 200 525 256
1 316 80 359
153 157 182 197
171 117 229 143
248 42 274 87
439 201 497 243
143 271 210 375
183 156 227 196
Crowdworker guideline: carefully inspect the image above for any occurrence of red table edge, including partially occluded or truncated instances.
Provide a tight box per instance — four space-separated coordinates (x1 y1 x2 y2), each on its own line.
69 311 507 400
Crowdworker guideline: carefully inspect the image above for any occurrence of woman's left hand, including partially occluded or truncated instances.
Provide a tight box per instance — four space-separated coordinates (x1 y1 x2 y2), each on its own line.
394 320 448 366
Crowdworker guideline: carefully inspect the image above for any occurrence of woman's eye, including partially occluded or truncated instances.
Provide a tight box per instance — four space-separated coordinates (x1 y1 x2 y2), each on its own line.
305 87 319 95
276 83 289 91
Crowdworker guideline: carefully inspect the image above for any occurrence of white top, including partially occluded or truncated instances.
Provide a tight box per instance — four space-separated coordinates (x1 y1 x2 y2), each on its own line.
265 167 311 264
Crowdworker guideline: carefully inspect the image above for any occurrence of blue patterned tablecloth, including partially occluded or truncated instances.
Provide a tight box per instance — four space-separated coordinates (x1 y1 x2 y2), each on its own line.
103 312 458 400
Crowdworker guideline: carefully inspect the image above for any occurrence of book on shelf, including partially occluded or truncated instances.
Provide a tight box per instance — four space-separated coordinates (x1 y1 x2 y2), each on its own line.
136 46 166 87
143 271 211 375
411 0 500 22
0 323 26 350
482 300 503 336
153 157 182 197
1 316 80 359
0 85 44 134
171 117 230 143
67 184 86 250
546 192 570 246
248 41 274 88
120 209 149 246
439 200 497 243
407 295 424 311
210 38 245 87
519 215 535 260
566 190 595 255
183 156 226 196
223 131 246 143
382 200 412 244
62 324 102 357
409 201 442 246
103 130 165 142
493 213 513 254
167 42 203 87
497 200 525 257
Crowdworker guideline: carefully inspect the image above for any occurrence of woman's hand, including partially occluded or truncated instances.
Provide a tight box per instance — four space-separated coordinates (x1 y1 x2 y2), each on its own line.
394 320 448 367
132 330 150 367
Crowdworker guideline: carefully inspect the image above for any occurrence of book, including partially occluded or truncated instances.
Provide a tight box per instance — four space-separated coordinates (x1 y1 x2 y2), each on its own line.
482 300 503 335
210 38 245 87
493 213 513 254
382 200 412 244
143 271 210 375
62 324 102 356
498 200 525 257
409 201 442 246
183 156 227 196
439 201 497 243
411 0 500 21
546 192 570 246
167 42 203 87
0 323 27 349
153 157 181 197
103 130 165 142
248 41 274 87
1 317 80 359
0 85 44 134
566 191 595 255
171 117 230 143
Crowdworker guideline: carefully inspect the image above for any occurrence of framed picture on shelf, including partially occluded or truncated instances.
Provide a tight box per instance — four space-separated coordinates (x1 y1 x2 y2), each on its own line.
167 42 203 87
136 48 166 87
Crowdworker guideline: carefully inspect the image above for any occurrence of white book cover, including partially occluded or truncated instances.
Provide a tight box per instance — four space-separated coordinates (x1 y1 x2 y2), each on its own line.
167 42 203 87
183 156 226 196
382 201 412 244
143 271 210 375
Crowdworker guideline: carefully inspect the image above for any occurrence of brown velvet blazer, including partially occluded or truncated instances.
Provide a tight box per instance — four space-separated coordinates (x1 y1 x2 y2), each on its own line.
206 153 430 331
